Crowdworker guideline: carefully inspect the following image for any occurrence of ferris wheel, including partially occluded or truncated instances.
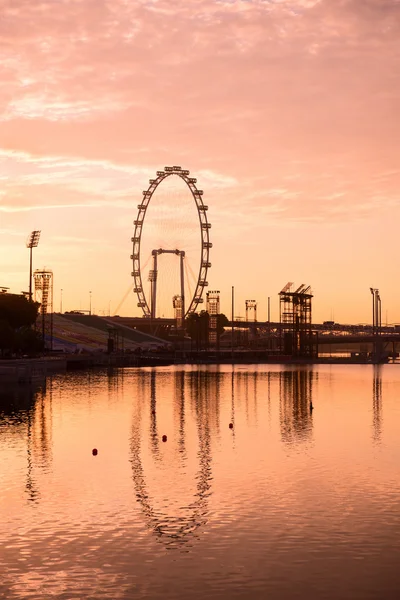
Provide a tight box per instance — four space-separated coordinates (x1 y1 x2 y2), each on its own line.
131 166 212 318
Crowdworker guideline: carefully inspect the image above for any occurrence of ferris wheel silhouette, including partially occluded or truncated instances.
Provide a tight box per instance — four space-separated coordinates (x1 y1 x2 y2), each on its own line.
131 166 212 318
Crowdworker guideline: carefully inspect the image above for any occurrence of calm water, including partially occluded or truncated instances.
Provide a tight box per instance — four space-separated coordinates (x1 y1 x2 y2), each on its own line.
1 365 400 600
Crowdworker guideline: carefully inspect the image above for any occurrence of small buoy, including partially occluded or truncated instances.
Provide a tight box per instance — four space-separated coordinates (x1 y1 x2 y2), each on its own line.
229 423 233 429
92 448 98 456
162 435 167 442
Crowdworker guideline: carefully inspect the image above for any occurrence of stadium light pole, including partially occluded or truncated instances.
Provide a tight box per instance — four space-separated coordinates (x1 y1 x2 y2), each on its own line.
26 231 41 302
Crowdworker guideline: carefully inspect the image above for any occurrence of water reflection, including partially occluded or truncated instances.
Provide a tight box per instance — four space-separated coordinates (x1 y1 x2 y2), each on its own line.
279 368 314 444
3 366 400 600
25 409 40 503
0 379 53 503
150 370 160 459
130 370 217 548
174 370 186 458
0 383 39 422
240 370 259 425
230 369 236 442
187 368 221 436
372 366 382 443
107 366 125 396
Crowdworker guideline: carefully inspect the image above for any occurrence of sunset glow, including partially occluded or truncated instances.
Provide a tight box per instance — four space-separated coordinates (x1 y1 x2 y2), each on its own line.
1 0 399 323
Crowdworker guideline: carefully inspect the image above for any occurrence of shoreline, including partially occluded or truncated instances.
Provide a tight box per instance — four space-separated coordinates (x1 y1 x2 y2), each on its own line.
0 352 395 384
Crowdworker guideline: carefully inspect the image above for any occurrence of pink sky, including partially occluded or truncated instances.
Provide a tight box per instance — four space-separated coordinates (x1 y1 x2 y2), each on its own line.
1 0 400 323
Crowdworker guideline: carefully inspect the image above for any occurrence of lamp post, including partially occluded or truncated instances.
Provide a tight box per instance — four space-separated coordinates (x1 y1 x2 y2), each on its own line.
60 289 63 314
26 231 41 301
89 291 92 316
231 286 234 362
377 292 381 336
370 288 376 334
370 288 381 336
370 288 382 363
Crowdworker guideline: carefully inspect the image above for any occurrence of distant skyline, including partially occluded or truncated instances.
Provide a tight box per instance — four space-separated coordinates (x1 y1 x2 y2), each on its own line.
1 0 400 323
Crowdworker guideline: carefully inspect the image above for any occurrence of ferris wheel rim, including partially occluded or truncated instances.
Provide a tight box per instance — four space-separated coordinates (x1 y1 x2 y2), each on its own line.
131 166 212 318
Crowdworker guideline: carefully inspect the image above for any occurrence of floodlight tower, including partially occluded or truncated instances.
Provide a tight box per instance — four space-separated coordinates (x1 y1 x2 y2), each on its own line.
34 269 53 349
206 290 220 348
26 231 41 301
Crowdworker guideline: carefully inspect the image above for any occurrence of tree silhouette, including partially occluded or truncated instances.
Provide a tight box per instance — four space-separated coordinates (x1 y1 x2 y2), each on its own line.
185 311 229 351
0 295 42 356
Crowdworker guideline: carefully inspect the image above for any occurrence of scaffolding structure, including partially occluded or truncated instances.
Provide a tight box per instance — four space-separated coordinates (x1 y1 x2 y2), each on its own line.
279 282 314 357
206 290 220 348
34 269 53 350
173 295 184 329
107 326 119 354
279 369 313 444
245 299 257 322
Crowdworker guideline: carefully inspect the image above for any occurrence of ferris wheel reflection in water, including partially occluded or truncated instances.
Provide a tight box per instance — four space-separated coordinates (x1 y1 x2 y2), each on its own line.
128 368 318 548
129 369 219 549
0 367 384 529
128 365 386 546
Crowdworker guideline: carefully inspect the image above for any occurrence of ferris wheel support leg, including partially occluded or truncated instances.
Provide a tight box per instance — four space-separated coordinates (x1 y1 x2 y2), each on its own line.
180 252 185 326
151 253 158 319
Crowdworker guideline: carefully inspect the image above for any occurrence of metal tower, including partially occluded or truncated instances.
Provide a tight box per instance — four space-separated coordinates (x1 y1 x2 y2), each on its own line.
34 269 53 350
173 295 184 329
245 300 257 322
279 282 314 357
26 231 41 301
206 290 220 348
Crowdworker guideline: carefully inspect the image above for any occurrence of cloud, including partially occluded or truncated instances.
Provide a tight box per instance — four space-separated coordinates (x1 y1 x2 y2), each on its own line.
1 0 400 225
0 148 237 212
0 227 25 236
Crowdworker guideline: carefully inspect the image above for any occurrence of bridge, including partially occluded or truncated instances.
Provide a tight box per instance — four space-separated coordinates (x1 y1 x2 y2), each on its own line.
227 320 400 335
107 316 400 347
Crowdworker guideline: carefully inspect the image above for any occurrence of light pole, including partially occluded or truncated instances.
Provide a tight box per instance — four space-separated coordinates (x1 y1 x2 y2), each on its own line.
231 286 234 362
370 288 376 334
377 292 381 336
60 289 63 314
26 231 41 301
370 288 381 336
370 288 382 362
89 291 92 316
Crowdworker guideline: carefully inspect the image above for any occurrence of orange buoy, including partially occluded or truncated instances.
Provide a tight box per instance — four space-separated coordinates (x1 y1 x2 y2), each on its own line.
229 423 233 429
92 448 98 456
162 435 167 442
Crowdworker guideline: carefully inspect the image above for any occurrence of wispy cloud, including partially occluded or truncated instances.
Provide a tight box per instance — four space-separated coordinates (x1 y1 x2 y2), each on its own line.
0 148 236 212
